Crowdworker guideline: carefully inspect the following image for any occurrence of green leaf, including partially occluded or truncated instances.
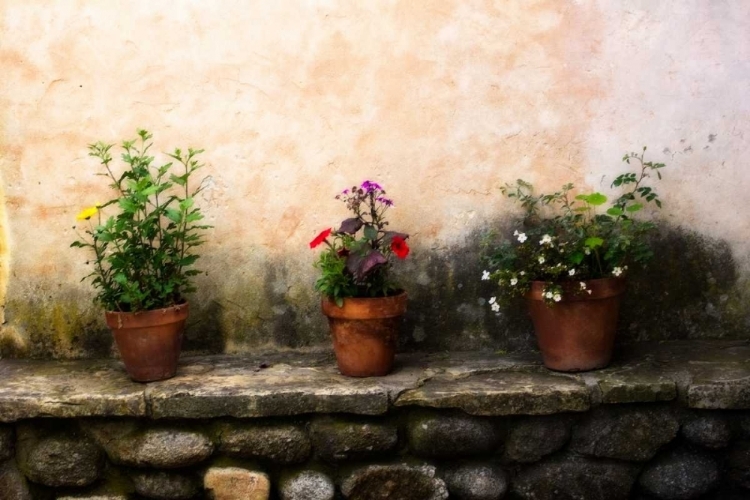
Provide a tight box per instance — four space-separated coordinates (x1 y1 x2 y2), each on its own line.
585 236 604 249
363 225 378 241
179 197 194 211
585 193 607 206
607 207 624 216
165 208 182 223
570 251 584 265
626 203 643 213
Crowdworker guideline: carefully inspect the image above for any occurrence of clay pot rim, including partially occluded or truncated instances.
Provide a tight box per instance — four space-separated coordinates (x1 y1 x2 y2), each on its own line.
105 302 189 329
526 277 626 302
321 290 408 320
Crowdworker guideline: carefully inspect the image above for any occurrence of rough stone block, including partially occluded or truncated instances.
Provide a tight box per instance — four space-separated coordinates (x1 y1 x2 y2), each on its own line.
638 447 720 500
217 420 311 464
278 469 335 500
132 470 200 499
309 415 397 461
16 423 103 488
341 464 448 500
86 420 214 468
0 425 14 461
681 411 732 449
504 415 572 463
0 459 32 500
204 466 270 500
441 463 508 500
570 405 678 461
727 441 750 490
512 454 640 500
407 410 501 458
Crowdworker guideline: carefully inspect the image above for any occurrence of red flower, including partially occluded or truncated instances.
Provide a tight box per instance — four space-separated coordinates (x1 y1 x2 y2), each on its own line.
309 228 332 249
391 236 410 259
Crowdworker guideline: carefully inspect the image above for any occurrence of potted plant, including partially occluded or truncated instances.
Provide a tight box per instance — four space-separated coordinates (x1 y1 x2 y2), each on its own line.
72 129 210 382
310 180 411 377
482 148 665 372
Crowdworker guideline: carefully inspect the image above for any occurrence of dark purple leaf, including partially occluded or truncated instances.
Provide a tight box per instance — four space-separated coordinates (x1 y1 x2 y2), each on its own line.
346 250 387 281
338 217 363 234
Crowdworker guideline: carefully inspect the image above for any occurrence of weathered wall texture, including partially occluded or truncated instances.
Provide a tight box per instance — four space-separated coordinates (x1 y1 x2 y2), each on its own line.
0 0 748 357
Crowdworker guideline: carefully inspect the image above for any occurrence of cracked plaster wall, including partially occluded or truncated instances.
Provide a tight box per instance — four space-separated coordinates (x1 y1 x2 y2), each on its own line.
0 0 748 358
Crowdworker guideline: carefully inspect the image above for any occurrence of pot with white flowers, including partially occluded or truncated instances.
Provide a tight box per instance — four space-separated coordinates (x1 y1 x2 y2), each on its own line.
310 181 411 377
72 129 211 382
482 148 666 372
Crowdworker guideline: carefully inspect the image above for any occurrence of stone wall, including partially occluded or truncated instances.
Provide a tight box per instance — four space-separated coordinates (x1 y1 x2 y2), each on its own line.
1 405 749 499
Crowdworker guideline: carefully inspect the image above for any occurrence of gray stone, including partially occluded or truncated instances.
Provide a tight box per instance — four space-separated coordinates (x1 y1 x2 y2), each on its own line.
0 425 13 461
586 367 677 404
512 454 640 500
217 421 311 464
638 448 720 500
442 463 508 500
86 420 213 468
407 411 501 459
570 405 678 461
16 424 103 487
278 470 335 500
688 364 750 410
309 416 398 461
132 470 200 499
727 441 750 490
681 412 731 449
504 415 571 463
0 459 32 500
396 371 590 416
0 359 147 421
341 464 448 500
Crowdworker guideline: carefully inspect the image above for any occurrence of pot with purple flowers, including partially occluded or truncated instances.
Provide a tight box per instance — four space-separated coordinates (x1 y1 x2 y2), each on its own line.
310 180 411 377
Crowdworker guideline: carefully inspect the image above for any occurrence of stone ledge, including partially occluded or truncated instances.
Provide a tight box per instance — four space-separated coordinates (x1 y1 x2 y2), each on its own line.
0 340 749 421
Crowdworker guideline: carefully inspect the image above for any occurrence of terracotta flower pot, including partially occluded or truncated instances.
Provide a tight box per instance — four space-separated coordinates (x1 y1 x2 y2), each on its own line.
321 292 407 377
526 278 626 372
105 303 188 382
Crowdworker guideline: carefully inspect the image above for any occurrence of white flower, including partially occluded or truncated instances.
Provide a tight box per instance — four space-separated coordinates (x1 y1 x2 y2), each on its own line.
517 232 528 243
520 271 525 276
540 234 552 245
569 269 576 276
612 266 623 277
510 278 518 286
553 293 562 302
585 248 591 255
545 291 553 299
481 270 490 281
579 281 587 290
538 256 545 264
489 296 496 304
587 290 592 295
513 230 519 236
491 302 500 312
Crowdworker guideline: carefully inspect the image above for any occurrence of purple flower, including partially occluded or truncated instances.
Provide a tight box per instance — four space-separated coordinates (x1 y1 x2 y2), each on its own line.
376 196 394 207
341 189 349 195
361 180 383 193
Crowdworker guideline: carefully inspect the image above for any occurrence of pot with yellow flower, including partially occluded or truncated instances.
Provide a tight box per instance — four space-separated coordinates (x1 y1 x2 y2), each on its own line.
72 129 211 382
482 148 666 372
310 181 410 377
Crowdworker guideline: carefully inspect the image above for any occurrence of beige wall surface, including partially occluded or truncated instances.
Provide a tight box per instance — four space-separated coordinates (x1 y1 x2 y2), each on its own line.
0 0 748 358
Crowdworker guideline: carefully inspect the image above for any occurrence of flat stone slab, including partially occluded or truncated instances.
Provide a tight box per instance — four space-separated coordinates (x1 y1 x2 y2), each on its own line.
395 371 590 415
0 341 748 420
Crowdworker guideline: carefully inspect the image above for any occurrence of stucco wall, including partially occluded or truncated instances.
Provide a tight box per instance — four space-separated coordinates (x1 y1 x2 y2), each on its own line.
0 0 748 358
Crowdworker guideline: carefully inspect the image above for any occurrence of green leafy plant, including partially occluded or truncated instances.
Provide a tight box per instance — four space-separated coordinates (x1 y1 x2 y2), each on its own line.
310 181 410 307
482 148 665 308
72 129 211 312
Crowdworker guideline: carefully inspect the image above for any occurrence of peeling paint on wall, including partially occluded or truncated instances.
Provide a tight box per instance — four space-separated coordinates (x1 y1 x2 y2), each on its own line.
0 1 748 358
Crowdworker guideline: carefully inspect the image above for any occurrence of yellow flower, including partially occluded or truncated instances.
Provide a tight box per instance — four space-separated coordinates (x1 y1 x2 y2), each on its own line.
76 205 99 221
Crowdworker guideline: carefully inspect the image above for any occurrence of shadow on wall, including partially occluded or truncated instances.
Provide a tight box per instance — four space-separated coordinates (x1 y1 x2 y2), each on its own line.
0 224 747 359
